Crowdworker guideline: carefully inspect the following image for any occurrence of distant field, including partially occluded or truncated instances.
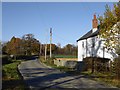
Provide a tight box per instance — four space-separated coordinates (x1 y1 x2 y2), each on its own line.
54 55 77 58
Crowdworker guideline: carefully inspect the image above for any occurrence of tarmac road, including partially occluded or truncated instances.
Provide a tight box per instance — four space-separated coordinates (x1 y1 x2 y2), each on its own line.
18 59 118 90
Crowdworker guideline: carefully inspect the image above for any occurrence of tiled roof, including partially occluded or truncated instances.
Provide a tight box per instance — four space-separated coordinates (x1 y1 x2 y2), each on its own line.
77 29 99 42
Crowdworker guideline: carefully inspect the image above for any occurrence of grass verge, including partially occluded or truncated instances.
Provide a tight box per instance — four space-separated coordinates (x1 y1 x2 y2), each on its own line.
54 55 77 58
39 56 73 72
2 60 26 90
40 56 120 88
81 71 120 88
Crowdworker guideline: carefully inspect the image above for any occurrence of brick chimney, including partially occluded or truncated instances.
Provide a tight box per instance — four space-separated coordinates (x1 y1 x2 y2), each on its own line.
92 14 98 33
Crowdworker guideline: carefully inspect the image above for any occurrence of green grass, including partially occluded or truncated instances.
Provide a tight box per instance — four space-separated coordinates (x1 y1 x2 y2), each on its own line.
3 60 20 79
39 57 73 72
54 55 77 58
2 60 25 90
44 61 72 72
56 66 72 72
81 71 92 75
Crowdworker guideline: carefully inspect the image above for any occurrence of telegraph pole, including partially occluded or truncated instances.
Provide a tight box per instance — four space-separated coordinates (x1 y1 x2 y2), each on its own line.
39 42 42 57
45 43 47 61
50 28 52 58
45 30 48 61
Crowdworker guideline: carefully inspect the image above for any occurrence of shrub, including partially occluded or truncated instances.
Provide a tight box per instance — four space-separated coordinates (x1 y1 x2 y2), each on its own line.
83 57 110 72
2 55 12 65
39 56 54 64
12 55 36 60
46 56 55 65
111 56 120 80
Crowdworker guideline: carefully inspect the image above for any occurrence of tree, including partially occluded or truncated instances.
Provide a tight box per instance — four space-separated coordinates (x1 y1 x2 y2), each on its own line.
6 36 21 56
98 2 120 55
98 2 120 80
3 34 40 57
0 41 2 54
21 34 40 55
72 44 78 56
62 44 77 55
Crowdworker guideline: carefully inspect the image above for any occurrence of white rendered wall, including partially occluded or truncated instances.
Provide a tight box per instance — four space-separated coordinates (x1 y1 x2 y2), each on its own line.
86 38 93 57
78 40 83 61
78 36 117 61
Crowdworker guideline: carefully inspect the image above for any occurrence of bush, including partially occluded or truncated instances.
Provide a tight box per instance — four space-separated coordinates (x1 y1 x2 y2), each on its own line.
46 56 55 65
83 57 110 72
39 56 56 67
39 56 46 63
110 56 120 80
83 57 92 71
2 55 12 65
12 55 37 60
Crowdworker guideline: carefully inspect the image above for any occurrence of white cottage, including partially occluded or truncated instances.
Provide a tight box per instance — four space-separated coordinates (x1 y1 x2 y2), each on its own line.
77 14 117 61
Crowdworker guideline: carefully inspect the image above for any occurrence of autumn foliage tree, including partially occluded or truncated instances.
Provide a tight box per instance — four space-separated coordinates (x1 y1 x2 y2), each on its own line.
21 34 40 55
6 36 21 56
98 2 120 80
3 34 40 57
98 2 120 54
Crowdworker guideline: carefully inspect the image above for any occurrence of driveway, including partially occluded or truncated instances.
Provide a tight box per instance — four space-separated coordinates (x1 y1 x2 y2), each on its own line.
18 59 117 90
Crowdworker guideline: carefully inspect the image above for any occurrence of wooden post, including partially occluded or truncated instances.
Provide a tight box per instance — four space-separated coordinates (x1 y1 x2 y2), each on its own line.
45 44 47 61
39 43 41 57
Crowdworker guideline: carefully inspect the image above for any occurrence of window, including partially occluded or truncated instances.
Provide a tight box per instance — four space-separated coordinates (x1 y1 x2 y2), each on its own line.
82 42 84 48
92 42 95 48
92 38 95 48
